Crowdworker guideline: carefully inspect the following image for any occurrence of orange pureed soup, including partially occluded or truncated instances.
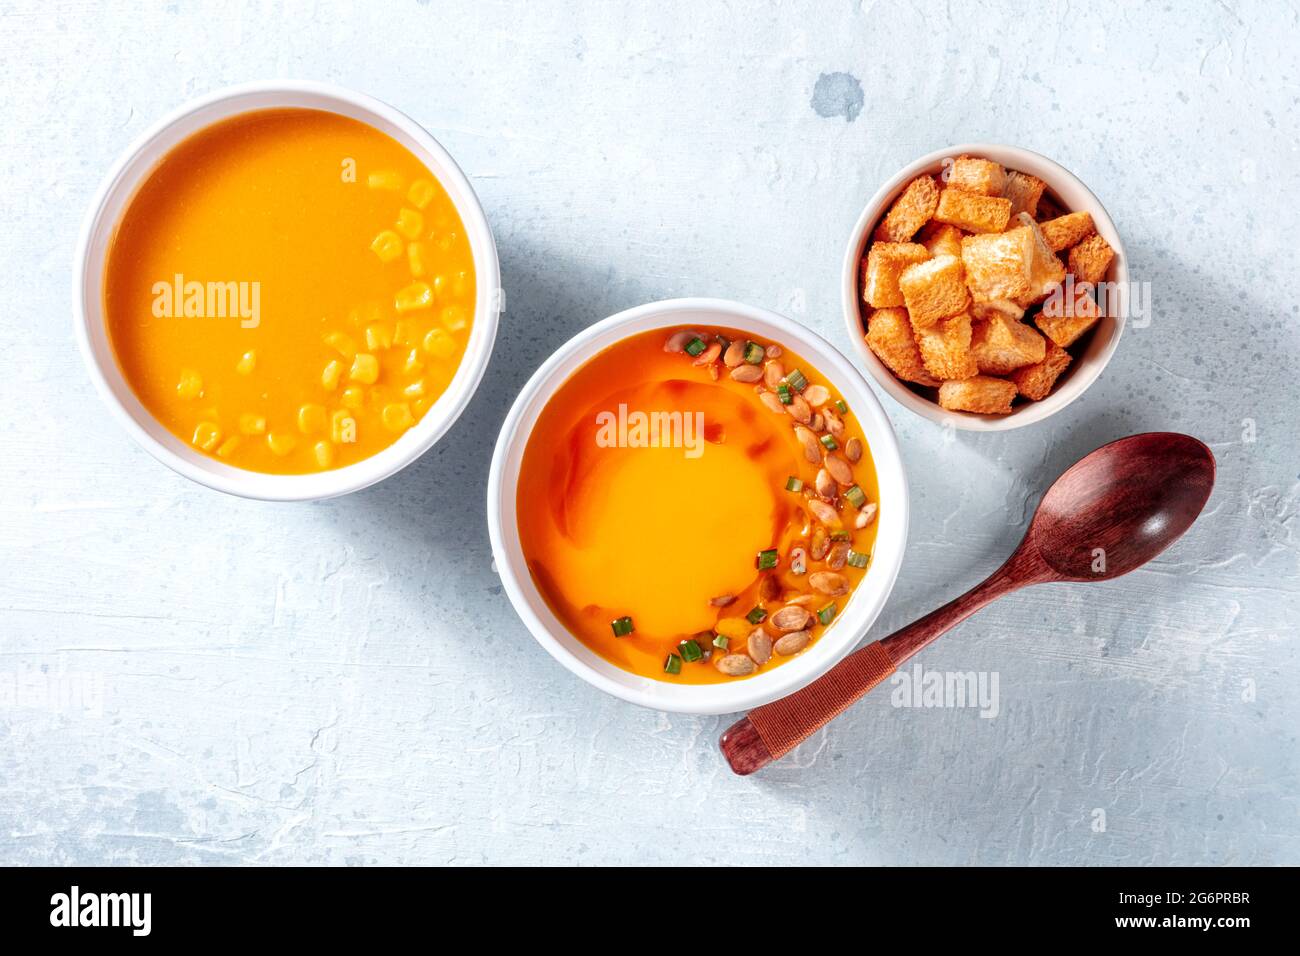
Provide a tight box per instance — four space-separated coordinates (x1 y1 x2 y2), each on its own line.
104 108 476 474
517 328 880 684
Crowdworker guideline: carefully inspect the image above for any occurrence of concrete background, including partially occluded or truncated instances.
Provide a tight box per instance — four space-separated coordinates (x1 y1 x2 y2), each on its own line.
1 0 1296 865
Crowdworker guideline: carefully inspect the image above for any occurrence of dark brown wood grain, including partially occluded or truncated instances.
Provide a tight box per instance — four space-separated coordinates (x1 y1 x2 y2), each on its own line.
720 433 1215 776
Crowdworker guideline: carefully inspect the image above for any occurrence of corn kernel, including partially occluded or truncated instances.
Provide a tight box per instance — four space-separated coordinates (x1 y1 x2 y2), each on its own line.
235 350 257 375
367 170 403 190
297 403 327 434
438 231 458 252
393 320 417 347
432 274 448 299
382 403 413 432
322 359 343 390
370 229 404 263
266 432 297 456
412 398 429 416
396 208 424 241
422 328 456 359
441 305 468 332
340 386 365 410
407 241 426 278
239 412 267 435
407 178 436 210
365 323 392 351
403 348 424 373
331 410 357 444
176 368 203 400
216 436 241 458
403 379 426 399
349 353 379 384
453 271 470 297
325 331 357 358
313 440 335 469
395 281 432 313
192 421 222 452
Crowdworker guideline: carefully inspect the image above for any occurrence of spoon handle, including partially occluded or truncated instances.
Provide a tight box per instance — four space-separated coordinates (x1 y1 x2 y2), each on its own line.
719 548 1048 775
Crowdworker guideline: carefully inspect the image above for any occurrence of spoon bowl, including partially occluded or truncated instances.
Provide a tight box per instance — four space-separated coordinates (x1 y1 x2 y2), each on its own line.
720 432 1216 775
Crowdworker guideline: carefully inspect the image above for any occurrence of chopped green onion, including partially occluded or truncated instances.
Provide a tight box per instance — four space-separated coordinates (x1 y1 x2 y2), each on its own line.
817 602 838 626
846 549 870 569
712 634 729 649
756 548 779 570
664 653 683 675
777 383 793 405
784 369 808 392
743 342 765 365
820 434 839 451
746 606 767 625
835 399 849 415
684 337 707 357
830 530 851 542
844 485 867 509
785 476 804 493
611 616 634 637
678 639 703 663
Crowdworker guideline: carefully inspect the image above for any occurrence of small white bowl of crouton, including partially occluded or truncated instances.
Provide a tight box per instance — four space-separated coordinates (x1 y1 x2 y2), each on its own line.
842 144 1127 430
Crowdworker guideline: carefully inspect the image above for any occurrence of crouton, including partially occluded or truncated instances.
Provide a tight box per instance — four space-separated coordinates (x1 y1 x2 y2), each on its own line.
938 376 1017 414
1039 211 1095 252
1036 281 1102 348
961 227 1034 303
1068 233 1115 285
1034 192 1067 223
971 314 1047 375
1014 214 1068 307
899 254 970 328
916 312 978 381
971 298 1026 322
934 187 1012 233
917 221 964 258
1008 340 1072 401
1002 171 1046 218
865 307 940 387
873 175 941 243
862 242 929 308
947 155 1006 196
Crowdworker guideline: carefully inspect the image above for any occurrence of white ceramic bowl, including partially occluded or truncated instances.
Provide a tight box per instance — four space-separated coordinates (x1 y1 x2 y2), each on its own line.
487 298 909 715
73 81 501 500
841 143 1128 431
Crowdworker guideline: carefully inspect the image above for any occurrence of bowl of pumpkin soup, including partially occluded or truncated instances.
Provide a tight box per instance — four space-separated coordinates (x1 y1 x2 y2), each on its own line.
75 82 500 499
488 299 908 714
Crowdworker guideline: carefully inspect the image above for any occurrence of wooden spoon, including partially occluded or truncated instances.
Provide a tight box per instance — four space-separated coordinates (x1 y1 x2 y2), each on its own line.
720 432 1215 775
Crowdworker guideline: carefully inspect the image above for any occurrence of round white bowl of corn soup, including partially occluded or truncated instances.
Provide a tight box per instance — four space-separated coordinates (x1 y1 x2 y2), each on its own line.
74 81 500 500
842 143 1128 431
488 298 908 715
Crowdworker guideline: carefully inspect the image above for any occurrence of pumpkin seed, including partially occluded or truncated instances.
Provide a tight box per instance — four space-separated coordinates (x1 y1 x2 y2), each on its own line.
854 502 878 528
802 384 830 407
789 546 807 575
765 344 782 359
763 360 785 389
810 527 830 560
807 499 841 528
730 364 763 383
823 407 846 439
759 574 782 602
710 593 736 607
747 629 773 664
824 453 853 486
845 437 863 463
723 339 747 367
815 468 837 499
809 571 849 596
759 391 787 414
715 653 757 676
770 605 813 632
693 342 722 366
826 540 850 571
664 330 702 353
774 631 811 655
786 394 813 424
793 425 821 463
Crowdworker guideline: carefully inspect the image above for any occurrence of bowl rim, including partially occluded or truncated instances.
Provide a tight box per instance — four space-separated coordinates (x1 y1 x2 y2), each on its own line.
72 79 501 501
840 142 1130 431
486 297 910 715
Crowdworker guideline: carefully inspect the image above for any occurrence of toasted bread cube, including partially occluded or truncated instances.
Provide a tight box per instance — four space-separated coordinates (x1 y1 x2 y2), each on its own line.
971 298 1026 322
1002 171 1047 218
934 188 1012 233
916 312 978 381
899 254 970 328
948 156 1006 196
862 242 929 308
1008 340 1072 400
961 227 1034 303
938 376 1017 414
865 307 940 387
1035 193 1067 223
1068 232 1115 285
971 314 1047 375
873 175 940 243
1036 282 1102 348
917 221 963 258
1014 214 1068 307
1039 211 1095 252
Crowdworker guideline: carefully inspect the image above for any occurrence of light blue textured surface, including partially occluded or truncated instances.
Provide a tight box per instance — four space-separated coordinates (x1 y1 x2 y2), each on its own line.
1 0 1297 865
